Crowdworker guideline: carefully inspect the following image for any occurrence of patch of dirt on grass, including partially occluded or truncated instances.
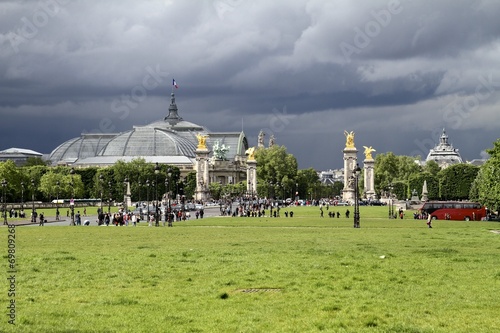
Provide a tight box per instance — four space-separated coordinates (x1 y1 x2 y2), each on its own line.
489 230 500 234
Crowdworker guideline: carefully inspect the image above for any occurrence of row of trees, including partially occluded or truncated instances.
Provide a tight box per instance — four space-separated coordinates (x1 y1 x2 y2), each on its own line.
1 138 500 208
0 159 193 204
374 153 481 202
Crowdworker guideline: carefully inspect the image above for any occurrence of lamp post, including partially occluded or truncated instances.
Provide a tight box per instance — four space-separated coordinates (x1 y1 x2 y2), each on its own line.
146 179 150 218
31 178 35 223
167 168 173 225
108 181 112 214
388 183 394 219
138 180 143 220
20 181 24 217
99 174 104 215
70 168 75 226
2 179 7 225
353 164 361 228
123 177 129 212
56 181 60 220
154 162 160 227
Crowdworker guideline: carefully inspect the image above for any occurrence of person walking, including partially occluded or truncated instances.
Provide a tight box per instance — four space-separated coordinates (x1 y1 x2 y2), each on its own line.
426 214 433 228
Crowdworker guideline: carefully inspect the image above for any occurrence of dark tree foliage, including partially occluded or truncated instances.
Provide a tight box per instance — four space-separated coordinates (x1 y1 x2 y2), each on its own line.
438 164 479 201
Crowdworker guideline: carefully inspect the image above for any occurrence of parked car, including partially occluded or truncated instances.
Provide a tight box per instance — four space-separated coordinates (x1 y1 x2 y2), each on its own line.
486 214 500 222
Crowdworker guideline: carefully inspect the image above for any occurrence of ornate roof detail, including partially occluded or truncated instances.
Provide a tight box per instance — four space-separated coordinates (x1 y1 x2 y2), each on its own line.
425 128 463 167
164 92 183 124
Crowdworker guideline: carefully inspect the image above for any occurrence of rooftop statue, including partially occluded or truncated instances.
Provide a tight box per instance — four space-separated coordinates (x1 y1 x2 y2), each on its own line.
245 147 256 161
363 146 376 160
213 140 230 160
258 130 265 147
196 133 209 149
269 134 275 147
344 130 355 148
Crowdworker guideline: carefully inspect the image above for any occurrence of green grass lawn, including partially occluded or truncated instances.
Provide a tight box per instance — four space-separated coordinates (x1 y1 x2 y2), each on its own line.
2 206 500 332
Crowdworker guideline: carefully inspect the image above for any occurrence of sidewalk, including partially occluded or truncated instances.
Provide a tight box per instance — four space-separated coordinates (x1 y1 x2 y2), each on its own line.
3 218 70 226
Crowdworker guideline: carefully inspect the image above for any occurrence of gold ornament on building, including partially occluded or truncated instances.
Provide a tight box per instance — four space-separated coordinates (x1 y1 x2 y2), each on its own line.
245 147 256 161
196 133 209 149
363 146 376 160
344 130 355 148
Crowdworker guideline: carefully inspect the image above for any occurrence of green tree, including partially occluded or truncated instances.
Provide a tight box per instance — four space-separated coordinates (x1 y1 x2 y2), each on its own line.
256 145 298 198
470 139 500 210
297 168 320 199
438 164 479 200
0 160 23 202
423 160 441 176
24 157 49 167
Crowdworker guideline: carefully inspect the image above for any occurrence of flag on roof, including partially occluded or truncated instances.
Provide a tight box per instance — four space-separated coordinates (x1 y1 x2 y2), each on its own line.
172 79 178 88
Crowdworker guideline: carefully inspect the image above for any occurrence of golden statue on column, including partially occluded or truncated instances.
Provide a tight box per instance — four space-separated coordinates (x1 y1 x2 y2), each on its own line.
344 130 355 148
363 146 376 160
196 133 209 149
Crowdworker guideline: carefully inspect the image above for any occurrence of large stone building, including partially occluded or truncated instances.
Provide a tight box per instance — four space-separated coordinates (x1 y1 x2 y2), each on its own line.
425 129 463 168
48 93 251 186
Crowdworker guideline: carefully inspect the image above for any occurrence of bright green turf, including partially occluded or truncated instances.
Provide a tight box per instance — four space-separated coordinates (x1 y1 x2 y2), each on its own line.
2 206 500 332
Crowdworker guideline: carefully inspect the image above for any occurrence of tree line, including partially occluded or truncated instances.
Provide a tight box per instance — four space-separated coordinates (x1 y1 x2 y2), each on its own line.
1 138 500 209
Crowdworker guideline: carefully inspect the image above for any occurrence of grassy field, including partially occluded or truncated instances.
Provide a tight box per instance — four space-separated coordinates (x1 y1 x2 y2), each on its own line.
2 206 500 332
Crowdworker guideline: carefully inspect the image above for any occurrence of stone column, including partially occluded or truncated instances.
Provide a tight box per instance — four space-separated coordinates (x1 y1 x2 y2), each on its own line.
246 159 257 196
363 158 375 200
342 147 358 202
195 147 210 202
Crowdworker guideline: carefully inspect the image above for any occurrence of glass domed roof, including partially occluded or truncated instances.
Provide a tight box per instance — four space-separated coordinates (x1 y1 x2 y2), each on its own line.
98 127 197 157
49 133 116 164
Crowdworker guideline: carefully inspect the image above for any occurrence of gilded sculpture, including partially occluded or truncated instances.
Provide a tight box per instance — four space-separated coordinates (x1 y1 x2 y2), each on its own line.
363 146 376 160
245 146 256 160
344 130 355 148
196 133 209 149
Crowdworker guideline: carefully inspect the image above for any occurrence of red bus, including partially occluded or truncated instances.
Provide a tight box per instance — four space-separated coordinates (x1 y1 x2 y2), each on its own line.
420 201 486 221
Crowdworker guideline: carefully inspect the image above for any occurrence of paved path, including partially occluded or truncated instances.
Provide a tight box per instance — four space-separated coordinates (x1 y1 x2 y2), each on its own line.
3 207 221 227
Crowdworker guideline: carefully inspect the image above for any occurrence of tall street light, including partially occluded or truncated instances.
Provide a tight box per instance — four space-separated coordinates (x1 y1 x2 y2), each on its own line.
154 162 160 227
99 174 104 215
145 179 150 218
167 167 172 226
353 164 361 228
70 168 75 226
123 176 129 212
138 180 143 220
388 183 394 219
108 181 112 214
2 179 7 225
56 181 60 220
20 181 24 217
31 178 36 223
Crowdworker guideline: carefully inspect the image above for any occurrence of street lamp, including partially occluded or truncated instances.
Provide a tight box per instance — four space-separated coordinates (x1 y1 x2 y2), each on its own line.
138 180 143 220
56 181 60 220
167 167 172 226
2 179 7 225
154 162 160 227
353 164 361 228
20 181 24 216
70 168 75 226
99 174 104 216
31 178 35 223
123 177 129 212
388 183 394 219
108 181 112 214
146 179 150 218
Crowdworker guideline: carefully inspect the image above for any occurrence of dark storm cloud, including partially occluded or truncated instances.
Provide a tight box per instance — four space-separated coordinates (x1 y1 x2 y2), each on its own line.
1 0 500 169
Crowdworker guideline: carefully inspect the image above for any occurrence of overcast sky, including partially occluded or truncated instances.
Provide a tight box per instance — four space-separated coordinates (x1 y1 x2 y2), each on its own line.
1 0 500 170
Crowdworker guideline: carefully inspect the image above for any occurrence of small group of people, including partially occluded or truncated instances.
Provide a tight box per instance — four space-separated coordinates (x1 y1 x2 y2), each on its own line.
7 208 26 219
